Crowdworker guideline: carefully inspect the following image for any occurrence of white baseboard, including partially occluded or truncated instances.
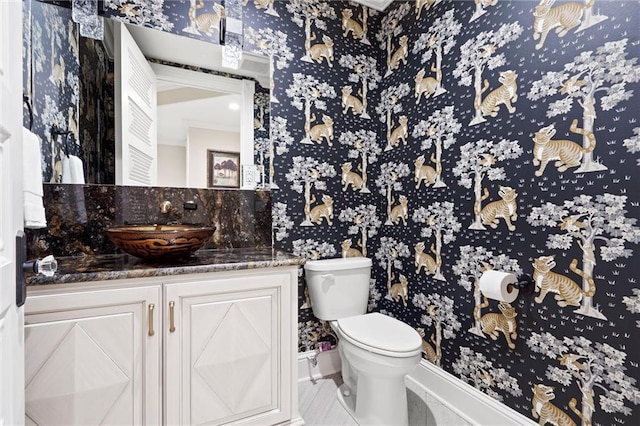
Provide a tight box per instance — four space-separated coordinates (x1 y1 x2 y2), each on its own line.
408 360 535 426
297 348 341 382
297 351 534 425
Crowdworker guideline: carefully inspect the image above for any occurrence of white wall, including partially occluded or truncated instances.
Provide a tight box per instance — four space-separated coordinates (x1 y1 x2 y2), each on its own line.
187 127 240 188
157 144 186 187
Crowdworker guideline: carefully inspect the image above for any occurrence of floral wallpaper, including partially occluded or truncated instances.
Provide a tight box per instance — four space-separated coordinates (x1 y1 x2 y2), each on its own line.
23 0 640 423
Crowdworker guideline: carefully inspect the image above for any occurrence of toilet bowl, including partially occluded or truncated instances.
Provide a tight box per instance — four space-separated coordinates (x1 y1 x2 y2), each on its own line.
304 258 422 425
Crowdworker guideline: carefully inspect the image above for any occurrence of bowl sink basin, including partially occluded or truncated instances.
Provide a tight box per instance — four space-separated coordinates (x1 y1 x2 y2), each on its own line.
106 225 215 260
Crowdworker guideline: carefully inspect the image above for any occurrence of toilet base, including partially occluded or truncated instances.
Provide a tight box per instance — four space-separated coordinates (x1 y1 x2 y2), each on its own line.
336 384 357 423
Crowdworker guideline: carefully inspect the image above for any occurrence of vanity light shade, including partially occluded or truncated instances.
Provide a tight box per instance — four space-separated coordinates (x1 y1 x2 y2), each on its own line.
221 0 243 69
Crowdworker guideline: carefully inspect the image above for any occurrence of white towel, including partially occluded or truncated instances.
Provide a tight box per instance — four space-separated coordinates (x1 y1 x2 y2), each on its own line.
61 155 72 184
69 155 85 184
22 127 47 229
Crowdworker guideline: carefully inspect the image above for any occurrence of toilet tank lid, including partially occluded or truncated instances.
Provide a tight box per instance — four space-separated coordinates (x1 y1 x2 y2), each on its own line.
304 257 372 271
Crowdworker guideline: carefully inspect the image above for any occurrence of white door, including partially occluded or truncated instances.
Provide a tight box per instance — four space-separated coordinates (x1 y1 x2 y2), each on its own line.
0 0 25 424
114 21 158 186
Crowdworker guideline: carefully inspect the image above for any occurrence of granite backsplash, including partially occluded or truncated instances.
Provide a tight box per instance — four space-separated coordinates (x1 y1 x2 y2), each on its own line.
26 184 272 259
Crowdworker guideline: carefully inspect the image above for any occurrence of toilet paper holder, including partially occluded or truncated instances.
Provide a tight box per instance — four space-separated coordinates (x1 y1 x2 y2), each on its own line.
508 274 535 297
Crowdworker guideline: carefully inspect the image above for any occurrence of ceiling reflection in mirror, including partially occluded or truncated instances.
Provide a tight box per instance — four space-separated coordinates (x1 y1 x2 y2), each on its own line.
22 0 270 189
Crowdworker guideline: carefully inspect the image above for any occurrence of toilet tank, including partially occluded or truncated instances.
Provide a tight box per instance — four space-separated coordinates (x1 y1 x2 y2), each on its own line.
304 257 372 321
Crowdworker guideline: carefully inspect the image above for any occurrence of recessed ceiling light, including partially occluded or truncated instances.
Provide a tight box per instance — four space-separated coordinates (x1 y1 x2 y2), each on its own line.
229 102 240 110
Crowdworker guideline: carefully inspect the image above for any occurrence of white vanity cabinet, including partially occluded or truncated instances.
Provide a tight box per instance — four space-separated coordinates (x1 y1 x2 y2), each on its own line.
24 285 162 425
24 265 301 426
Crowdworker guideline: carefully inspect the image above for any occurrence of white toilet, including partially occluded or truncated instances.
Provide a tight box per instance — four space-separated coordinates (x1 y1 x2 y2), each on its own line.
304 257 422 426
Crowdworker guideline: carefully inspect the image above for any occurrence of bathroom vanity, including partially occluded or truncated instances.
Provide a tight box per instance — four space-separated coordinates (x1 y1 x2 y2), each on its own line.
24 249 304 426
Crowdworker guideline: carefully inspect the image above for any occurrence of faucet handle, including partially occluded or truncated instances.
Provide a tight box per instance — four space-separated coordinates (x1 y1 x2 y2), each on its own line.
160 201 173 214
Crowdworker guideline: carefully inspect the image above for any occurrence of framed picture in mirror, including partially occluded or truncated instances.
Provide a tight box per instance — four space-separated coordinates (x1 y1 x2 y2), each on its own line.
207 150 240 188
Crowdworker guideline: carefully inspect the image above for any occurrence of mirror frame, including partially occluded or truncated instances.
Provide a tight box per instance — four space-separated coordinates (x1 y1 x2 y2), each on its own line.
150 63 255 189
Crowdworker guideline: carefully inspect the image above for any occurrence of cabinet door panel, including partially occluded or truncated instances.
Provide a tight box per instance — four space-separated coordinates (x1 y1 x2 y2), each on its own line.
165 271 291 426
25 286 160 426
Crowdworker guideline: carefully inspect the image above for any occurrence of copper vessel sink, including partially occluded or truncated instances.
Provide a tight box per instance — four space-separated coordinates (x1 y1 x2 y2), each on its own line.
106 224 215 260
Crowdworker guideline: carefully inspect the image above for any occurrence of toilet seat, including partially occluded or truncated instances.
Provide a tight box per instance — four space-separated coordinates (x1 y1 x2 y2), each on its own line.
335 313 422 358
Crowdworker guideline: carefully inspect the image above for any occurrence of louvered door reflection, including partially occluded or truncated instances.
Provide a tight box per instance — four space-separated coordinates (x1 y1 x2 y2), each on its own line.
114 21 157 186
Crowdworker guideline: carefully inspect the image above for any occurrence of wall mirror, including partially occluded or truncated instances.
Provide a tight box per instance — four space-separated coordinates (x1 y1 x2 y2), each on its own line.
23 0 270 190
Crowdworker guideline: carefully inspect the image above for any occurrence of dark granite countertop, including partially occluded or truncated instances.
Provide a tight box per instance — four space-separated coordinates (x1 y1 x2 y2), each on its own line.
26 248 305 286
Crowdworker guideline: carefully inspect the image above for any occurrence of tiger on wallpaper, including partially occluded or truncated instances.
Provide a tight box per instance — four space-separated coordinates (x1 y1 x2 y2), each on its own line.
341 8 365 41
388 115 408 148
341 238 363 258
478 186 518 231
414 242 437 275
416 328 438 363
389 273 409 307
388 195 409 226
532 256 596 307
476 70 518 118
306 113 334 146
306 194 334 226
387 35 409 73
533 0 594 50
414 64 440 103
532 119 596 176
308 33 334 68
341 162 364 191
531 384 587 426
477 298 518 349
188 0 223 36
414 154 438 189
342 85 365 116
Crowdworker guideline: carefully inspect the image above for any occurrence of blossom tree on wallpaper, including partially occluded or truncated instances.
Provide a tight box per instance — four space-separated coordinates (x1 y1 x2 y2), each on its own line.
286 73 336 145
623 289 640 328
272 202 293 243
375 1 410 77
285 156 336 227
375 161 411 225
527 193 640 319
453 22 523 126
375 83 411 151
412 201 462 282
298 320 327 351
623 127 640 166
269 116 293 189
375 236 410 294
412 105 461 188
339 128 381 193
292 238 336 261
244 26 293 103
527 332 640 425
452 347 522 402
452 138 523 230
527 39 640 173
453 245 521 337
412 293 461 367
338 204 381 257
285 0 336 63
338 54 381 119
412 8 461 98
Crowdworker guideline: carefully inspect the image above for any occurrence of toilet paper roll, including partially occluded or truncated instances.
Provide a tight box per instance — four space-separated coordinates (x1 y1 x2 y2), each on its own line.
479 270 518 303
